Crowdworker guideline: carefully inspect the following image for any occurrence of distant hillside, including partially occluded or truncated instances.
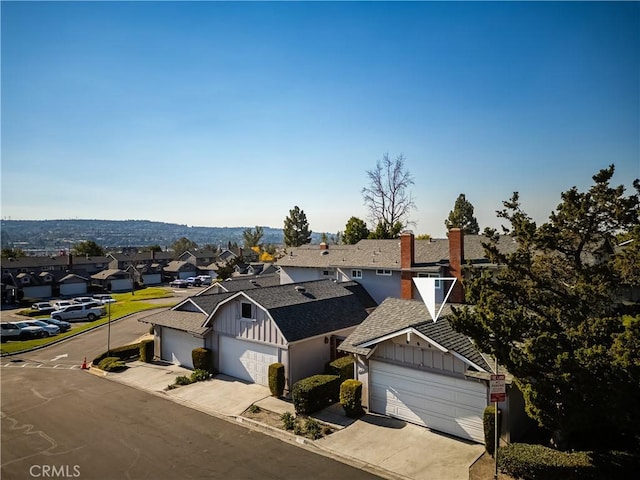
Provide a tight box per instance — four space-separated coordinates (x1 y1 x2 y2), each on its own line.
0 219 320 254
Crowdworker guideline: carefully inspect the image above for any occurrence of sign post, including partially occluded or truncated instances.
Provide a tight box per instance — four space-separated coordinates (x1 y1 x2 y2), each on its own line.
490 371 506 480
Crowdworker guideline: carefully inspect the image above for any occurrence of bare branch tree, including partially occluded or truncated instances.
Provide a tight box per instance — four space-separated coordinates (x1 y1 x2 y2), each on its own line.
362 153 416 236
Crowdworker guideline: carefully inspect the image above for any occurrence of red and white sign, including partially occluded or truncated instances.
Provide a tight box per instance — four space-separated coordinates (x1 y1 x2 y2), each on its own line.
490 374 506 403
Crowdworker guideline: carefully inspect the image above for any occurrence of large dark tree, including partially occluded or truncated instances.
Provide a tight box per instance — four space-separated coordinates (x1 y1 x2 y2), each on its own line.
242 226 264 248
343 217 369 245
170 237 198 257
1 247 26 258
283 206 312 247
445 193 480 234
450 165 640 450
72 240 105 257
362 153 415 238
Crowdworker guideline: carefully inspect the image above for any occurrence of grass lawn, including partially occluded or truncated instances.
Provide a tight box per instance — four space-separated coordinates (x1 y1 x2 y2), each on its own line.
1 287 178 355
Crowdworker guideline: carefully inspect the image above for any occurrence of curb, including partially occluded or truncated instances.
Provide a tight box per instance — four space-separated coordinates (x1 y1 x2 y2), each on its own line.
88 368 412 480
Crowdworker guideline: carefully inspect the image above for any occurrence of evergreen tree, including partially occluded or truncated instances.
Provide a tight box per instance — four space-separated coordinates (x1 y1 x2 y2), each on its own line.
170 237 197 257
72 240 105 257
343 217 369 245
283 206 312 247
445 193 480 234
450 165 640 450
242 226 264 248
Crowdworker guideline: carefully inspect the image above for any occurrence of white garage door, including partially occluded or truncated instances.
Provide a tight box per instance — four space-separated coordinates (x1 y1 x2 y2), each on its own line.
219 336 278 386
370 360 487 443
60 283 87 296
161 328 203 369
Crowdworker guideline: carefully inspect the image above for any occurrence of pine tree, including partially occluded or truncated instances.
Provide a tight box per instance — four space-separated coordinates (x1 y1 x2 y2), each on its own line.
445 193 480 234
283 206 312 247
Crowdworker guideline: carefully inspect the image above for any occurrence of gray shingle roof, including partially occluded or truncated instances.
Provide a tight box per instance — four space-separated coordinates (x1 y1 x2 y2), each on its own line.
339 297 490 371
140 310 209 336
198 272 281 294
162 279 376 344
276 235 519 271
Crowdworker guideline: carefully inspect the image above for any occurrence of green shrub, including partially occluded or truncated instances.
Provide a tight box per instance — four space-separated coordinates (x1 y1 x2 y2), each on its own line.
191 347 212 372
248 404 261 414
304 418 322 440
190 369 212 382
93 343 141 366
268 363 285 397
281 412 296 431
293 422 304 436
292 374 340 414
325 356 354 383
139 339 154 363
340 379 363 417
97 356 127 372
174 375 192 386
498 444 594 480
483 405 502 456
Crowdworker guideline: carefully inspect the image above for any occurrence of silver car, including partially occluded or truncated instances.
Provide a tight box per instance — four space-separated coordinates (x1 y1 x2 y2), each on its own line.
25 320 60 337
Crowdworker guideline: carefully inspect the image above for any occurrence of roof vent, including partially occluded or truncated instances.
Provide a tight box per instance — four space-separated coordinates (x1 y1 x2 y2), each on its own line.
294 285 306 293
250 279 257 284
321 250 329 255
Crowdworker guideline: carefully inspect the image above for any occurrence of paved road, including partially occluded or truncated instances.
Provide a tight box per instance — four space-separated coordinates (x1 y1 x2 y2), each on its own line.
1 313 381 480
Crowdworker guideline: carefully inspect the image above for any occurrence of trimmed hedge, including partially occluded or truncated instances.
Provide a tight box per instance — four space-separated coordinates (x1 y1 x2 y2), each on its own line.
92 343 141 366
498 444 639 480
325 356 354 384
340 379 363 417
140 339 154 363
483 405 502 456
97 356 127 372
192 347 213 372
292 374 340 414
268 362 285 397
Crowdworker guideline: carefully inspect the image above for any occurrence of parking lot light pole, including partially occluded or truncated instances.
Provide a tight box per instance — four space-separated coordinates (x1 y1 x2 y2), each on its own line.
107 299 111 354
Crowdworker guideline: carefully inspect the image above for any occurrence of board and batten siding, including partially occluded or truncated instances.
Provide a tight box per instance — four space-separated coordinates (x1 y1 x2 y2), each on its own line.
371 337 468 376
213 299 286 346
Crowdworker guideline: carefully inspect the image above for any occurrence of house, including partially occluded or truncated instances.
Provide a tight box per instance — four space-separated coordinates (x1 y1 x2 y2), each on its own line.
13 272 54 299
141 279 377 390
163 261 197 281
125 264 163 286
1 253 110 283
197 272 281 296
90 269 133 292
276 230 518 305
107 250 173 273
339 296 528 444
178 249 220 269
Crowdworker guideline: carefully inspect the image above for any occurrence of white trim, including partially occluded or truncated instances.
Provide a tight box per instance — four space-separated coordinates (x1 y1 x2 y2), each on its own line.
358 327 448 352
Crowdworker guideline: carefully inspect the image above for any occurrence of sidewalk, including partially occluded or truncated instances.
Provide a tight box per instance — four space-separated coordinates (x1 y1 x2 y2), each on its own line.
89 361 484 480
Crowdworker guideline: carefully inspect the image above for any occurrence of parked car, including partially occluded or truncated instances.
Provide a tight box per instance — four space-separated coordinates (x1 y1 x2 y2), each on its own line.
186 277 201 287
42 318 72 333
72 297 94 304
197 275 213 286
52 300 73 310
169 279 188 288
26 320 60 337
11 321 47 339
92 294 116 304
31 302 55 314
51 304 104 322
1 322 22 342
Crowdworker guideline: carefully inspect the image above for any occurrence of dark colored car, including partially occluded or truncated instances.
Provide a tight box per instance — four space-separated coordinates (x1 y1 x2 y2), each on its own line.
42 318 72 333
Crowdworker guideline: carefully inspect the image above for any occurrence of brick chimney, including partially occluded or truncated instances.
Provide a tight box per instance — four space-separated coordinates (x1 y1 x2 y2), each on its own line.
400 231 415 299
448 228 465 303
319 242 328 250
68 253 73 271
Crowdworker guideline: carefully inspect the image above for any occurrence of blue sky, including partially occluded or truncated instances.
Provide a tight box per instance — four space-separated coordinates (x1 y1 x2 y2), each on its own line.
2 1 638 238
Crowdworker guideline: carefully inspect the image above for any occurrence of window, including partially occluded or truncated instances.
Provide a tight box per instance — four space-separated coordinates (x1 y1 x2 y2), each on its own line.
323 270 329 276
240 302 253 320
417 273 442 289
351 270 362 279
376 269 392 276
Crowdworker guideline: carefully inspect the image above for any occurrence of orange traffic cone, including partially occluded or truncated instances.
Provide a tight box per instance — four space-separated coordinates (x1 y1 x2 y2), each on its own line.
81 357 87 370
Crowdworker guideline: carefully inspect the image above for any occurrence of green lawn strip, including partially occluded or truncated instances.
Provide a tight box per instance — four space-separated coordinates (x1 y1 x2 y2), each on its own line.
1 300 176 355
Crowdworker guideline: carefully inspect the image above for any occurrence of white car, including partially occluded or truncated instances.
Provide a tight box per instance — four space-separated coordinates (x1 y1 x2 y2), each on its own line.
52 300 73 310
26 320 60 336
92 294 116 304
197 275 213 285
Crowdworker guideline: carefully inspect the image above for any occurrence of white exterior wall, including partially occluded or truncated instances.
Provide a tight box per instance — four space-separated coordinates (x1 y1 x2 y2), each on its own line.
279 266 324 284
354 355 370 408
212 299 286 346
372 337 468 376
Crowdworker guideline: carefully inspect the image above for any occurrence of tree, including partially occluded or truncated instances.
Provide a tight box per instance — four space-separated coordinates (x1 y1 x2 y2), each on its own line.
1 247 26 258
450 165 640 450
343 217 369 245
368 220 403 239
72 240 105 257
445 193 480 234
170 237 198 257
283 206 312 247
362 153 415 238
242 226 264 248
415 233 431 240
143 245 162 253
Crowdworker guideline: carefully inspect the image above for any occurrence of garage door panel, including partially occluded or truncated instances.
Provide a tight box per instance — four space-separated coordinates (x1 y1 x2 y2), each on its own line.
370 360 487 443
162 328 203 369
219 336 277 386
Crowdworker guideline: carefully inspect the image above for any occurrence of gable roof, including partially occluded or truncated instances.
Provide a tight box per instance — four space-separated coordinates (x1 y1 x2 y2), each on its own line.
339 296 490 371
140 310 209 336
155 279 376 344
197 272 281 295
